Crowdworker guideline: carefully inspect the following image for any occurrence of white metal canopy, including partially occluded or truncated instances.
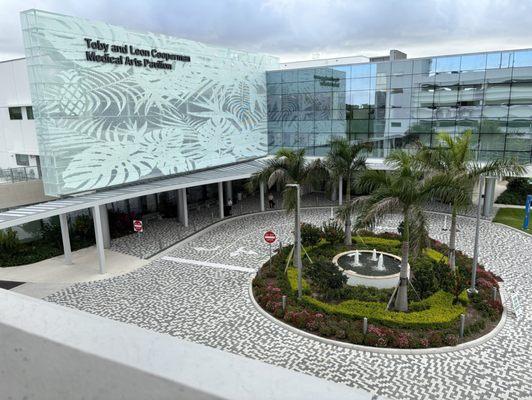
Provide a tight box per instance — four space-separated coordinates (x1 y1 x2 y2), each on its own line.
0 158 267 230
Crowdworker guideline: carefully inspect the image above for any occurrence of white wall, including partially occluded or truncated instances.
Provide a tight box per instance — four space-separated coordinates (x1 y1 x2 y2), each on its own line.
0 58 38 169
0 290 381 400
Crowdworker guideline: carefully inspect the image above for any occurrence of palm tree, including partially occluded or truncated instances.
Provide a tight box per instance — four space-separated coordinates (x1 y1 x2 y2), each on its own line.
325 138 369 245
248 148 324 212
418 130 525 271
353 150 464 312
248 148 324 298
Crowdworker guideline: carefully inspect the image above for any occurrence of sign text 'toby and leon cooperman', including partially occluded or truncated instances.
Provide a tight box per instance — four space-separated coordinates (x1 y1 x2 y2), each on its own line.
84 38 191 70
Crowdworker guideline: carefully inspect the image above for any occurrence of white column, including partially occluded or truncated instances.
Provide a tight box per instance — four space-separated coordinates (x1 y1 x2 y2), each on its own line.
59 213 72 265
218 181 224 218
259 181 265 212
177 188 188 227
99 204 111 249
92 206 106 274
338 176 343 206
331 186 337 202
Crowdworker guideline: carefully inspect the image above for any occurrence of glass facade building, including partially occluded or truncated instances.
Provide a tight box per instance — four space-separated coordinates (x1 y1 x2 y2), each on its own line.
266 50 532 163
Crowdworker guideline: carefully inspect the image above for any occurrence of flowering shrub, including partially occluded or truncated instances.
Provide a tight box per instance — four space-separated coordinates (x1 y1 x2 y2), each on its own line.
444 334 458 346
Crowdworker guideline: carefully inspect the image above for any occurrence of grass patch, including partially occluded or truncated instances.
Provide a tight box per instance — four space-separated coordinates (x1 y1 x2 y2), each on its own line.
493 208 530 233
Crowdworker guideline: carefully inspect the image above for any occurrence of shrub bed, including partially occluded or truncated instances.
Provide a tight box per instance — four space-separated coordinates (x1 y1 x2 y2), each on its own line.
253 223 503 349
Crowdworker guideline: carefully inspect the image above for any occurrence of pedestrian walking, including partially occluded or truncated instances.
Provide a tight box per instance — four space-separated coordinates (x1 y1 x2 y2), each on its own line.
227 198 233 215
268 192 275 209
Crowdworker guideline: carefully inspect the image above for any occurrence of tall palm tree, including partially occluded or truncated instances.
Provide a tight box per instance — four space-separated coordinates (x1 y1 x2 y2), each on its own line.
325 138 369 245
418 130 525 271
353 150 464 312
248 148 324 212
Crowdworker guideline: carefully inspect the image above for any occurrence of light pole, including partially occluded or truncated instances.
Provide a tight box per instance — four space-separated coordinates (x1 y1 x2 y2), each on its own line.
468 174 484 295
286 183 302 299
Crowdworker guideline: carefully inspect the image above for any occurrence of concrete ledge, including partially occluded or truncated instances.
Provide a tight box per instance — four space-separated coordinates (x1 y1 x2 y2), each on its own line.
248 277 508 356
0 289 381 400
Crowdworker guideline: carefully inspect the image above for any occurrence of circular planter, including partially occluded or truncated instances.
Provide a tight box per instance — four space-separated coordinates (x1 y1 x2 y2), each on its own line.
249 277 508 355
332 250 409 289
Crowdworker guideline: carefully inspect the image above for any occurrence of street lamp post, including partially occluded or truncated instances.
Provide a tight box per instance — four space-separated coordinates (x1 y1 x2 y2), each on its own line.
286 183 302 299
468 174 485 295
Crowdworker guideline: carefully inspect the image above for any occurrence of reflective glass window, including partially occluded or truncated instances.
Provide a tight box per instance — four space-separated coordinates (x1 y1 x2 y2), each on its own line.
510 82 532 104
266 71 282 84
509 105 532 118
297 80 314 93
391 74 413 88
486 51 514 69
349 77 374 91
412 58 433 75
512 67 532 83
297 68 315 81
391 60 413 75
347 91 371 108
8 107 23 120
479 133 506 150
281 69 298 83
332 65 350 80
460 53 487 71
436 56 461 73
513 50 532 67
351 63 376 78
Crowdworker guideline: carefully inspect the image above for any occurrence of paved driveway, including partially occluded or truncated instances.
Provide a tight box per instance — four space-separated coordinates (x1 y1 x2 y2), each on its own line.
47 209 532 400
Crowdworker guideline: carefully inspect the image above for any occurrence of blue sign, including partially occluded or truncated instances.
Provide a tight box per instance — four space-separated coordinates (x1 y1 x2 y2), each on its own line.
524 194 532 230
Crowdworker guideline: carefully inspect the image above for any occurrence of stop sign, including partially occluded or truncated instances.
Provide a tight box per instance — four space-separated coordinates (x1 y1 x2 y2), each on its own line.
264 230 276 244
133 219 143 233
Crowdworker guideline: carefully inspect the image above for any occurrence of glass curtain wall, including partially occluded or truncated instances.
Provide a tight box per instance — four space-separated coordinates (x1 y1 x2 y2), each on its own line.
267 49 532 163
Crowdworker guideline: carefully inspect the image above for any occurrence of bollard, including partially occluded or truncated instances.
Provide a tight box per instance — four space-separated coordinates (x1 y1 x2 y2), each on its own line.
282 295 287 311
459 314 465 338
363 317 368 335
492 286 498 301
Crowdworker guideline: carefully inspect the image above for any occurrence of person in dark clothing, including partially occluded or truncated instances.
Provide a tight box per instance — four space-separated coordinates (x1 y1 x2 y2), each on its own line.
268 192 275 209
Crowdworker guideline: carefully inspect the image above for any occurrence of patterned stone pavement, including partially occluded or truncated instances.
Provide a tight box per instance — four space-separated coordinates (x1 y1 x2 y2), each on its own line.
47 209 532 400
109 193 336 258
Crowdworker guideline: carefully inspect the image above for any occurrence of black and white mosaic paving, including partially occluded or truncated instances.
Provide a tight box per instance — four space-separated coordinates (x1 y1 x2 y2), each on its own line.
47 209 532 400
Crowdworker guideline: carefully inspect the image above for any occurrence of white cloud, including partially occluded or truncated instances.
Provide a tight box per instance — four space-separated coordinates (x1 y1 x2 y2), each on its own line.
1 0 531 62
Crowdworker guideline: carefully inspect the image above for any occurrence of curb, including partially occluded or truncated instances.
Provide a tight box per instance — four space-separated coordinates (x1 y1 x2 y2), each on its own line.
248 276 508 356
492 221 532 238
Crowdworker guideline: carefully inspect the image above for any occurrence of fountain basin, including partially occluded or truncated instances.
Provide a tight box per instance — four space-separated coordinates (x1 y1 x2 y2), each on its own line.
332 250 408 289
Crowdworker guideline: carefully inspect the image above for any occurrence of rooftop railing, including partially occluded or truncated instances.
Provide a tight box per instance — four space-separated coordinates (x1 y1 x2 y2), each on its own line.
0 166 41 184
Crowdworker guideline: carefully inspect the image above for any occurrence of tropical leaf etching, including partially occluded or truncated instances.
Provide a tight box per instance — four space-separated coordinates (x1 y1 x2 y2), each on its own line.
23 10 278 195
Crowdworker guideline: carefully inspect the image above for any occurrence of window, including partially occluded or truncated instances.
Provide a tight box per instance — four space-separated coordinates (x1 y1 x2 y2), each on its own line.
8 107 22 120
26 106 34 120
391 122 402 127
15 154 30 166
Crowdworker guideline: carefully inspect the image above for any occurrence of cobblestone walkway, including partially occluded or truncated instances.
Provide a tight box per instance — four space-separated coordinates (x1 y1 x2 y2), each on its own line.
47 209 531 400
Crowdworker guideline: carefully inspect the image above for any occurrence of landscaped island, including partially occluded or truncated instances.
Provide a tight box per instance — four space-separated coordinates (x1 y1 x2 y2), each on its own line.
253 222 503 349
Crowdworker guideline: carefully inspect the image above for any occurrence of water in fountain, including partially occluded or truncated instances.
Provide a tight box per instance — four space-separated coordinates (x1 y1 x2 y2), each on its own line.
375 253 385 271
349 250 361 267
371 249 378 261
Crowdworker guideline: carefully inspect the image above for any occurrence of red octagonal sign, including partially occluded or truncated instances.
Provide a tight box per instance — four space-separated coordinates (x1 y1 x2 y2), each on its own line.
264 230 276 244
133 219 143 233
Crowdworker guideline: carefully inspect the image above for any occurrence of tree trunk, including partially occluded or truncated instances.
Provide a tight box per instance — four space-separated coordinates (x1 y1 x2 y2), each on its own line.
448 207 457 271
394 210 409 312
344 174 352 246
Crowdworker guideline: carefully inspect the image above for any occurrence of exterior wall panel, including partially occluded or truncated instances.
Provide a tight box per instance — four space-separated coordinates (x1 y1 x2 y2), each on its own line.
21 9 277 196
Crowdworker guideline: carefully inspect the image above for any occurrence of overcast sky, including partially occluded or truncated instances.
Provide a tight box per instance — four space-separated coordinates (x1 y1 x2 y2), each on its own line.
2 0 532 62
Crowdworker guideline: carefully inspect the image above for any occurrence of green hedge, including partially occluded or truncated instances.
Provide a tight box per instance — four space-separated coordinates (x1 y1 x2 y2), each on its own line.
424 248 448 264
353 236 401 249
286 267 311 294
301 290 466 329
